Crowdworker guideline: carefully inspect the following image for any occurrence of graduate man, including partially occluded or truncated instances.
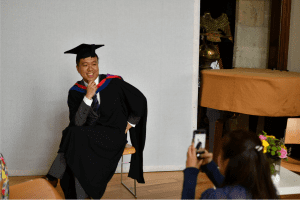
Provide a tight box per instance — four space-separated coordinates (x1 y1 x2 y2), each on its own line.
43 44 147 199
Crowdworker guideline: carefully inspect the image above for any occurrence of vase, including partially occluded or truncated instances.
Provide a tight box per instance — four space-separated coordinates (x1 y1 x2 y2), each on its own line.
266 155 281 185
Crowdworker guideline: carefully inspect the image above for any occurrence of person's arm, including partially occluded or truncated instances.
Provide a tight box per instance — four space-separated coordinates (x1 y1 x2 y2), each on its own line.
181 167 220 199
183 145 222 199
67 91 91 126
68 95 98 127
201 161 224 188
125 116 140 133
118 79 146 132
80 96 99 126
86 109 98 126
181 167 199 199
200 188 217 199
68 81 98 126
128 116 141 127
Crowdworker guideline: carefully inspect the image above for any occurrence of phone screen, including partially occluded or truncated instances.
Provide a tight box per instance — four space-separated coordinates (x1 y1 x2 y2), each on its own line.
193 129 206 158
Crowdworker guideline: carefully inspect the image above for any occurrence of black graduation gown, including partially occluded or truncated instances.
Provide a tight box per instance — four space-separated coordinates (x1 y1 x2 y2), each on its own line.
58 74 147 199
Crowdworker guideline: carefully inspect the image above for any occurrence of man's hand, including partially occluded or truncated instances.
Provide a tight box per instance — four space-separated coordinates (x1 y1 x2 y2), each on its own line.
125 123 132 134
186 143 213 169
86 81 97 100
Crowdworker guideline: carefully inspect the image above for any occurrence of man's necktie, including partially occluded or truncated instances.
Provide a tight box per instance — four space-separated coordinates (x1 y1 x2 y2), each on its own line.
91 94 100 112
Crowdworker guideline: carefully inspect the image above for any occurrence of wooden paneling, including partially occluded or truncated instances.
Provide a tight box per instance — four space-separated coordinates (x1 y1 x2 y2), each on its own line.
268 0 292 70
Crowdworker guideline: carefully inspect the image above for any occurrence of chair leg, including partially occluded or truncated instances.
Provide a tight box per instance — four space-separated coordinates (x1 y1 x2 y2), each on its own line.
121 155 137 198
121 155 123 183
213 119 225 164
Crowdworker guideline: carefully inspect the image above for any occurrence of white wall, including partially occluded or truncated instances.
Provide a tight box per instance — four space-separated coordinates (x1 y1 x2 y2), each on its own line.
0 0 200 175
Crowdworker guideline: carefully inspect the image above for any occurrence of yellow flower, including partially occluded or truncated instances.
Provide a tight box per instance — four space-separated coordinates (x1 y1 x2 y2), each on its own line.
281 145 287 150
266 135 275 139
262 140 269 153
2 169 7 179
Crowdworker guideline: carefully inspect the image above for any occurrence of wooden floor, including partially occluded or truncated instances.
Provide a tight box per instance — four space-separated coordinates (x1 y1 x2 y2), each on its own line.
9 137 300 199
9 116 300 198
9 156 300 199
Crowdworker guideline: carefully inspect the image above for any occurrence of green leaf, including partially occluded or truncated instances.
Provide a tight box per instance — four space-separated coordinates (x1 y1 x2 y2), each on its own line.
271 151 275 156
268 149 270 152
267 146 271 149
270 165 275 174
278 152 281 156
272 147 277 151
278 147 281 151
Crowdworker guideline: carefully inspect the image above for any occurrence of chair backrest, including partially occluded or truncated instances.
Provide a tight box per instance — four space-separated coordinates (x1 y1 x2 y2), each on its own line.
285 118 300 144
9 178 63 199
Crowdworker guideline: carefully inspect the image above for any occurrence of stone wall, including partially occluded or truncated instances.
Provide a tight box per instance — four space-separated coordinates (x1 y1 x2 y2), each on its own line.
233 0 271 68
287 0 300 72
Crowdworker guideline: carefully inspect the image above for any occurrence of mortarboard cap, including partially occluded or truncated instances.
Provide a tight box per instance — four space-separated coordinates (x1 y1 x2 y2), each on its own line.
64 43 104 63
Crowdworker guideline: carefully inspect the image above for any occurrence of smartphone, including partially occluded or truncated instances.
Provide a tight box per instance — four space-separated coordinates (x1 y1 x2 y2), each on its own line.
192 129 206 159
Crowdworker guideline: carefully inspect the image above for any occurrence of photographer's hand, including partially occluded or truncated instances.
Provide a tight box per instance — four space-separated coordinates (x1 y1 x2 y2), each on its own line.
186 143 213 169
197 148 213 166
186 143 202 169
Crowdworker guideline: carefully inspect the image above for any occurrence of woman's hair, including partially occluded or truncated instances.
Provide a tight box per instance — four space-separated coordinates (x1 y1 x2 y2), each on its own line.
220 129 279 199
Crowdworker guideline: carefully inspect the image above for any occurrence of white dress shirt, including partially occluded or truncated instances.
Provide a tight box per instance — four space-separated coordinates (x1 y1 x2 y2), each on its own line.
82 76 100 106
82 77 135 127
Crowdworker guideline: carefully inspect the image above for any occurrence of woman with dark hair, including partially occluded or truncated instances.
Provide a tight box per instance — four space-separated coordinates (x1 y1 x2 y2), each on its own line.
182 130 279 199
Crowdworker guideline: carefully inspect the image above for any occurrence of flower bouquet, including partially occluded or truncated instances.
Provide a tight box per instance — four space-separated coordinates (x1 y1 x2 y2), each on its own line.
258 131 292 184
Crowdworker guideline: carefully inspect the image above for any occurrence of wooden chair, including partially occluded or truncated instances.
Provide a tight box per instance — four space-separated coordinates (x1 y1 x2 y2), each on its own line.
283 118 300 174
9 178 63 199
121 144 137 198
285 118 300 145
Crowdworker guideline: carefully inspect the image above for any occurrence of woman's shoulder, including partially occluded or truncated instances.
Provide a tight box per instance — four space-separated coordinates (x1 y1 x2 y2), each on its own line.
201 185 251 199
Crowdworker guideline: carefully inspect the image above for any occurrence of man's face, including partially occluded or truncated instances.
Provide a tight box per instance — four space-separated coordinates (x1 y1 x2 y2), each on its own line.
76 56 99 83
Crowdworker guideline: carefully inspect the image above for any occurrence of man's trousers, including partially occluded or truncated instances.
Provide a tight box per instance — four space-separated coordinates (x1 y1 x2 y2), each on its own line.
48 153 89 199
